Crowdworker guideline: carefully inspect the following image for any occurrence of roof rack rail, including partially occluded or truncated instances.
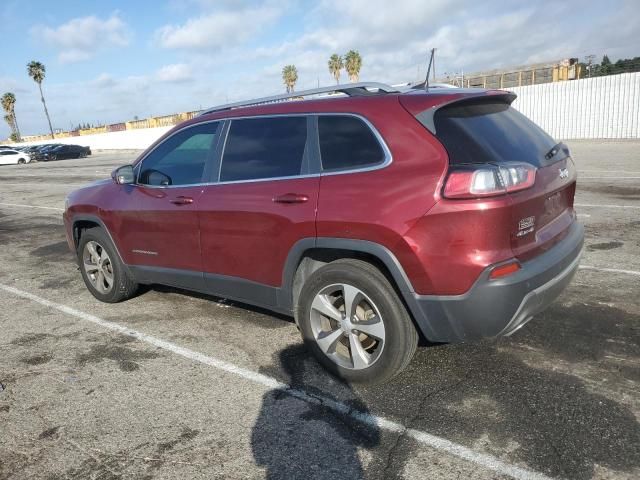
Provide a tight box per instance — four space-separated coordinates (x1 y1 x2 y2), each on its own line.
199 82 399 116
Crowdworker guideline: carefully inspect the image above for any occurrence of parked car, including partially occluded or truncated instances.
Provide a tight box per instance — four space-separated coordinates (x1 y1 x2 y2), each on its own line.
42 144 91 161
0 149 31 165
26 144 58 161
64 82 583 383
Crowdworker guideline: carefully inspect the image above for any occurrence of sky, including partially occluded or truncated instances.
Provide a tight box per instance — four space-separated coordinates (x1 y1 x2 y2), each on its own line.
1 0 639 138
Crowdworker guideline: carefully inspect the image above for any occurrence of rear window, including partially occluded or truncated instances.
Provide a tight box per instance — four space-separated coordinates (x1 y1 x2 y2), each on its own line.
318 116 385 171
433 99 557 167
220 116 307 182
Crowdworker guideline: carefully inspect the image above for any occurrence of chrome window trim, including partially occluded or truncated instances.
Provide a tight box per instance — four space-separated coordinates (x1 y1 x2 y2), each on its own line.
315 113 392 176
133 113 392 189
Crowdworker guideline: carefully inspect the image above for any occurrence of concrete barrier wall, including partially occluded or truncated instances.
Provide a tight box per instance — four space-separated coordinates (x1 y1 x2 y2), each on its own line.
20 125 173 150
510 72 640 139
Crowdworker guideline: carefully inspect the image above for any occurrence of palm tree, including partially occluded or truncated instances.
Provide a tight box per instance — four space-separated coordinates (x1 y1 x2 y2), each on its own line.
27 61 55 139
282 65 298 93
344 50 363 83
1 93 20 141
328 54 344 84
3 114 15 138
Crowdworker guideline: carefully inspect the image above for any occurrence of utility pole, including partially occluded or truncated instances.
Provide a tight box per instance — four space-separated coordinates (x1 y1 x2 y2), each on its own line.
586 54 595 78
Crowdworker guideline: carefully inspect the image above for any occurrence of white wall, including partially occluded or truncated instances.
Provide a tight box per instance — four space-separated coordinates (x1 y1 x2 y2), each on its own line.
510 72 640 139
20 125 173 150
14 72 640 147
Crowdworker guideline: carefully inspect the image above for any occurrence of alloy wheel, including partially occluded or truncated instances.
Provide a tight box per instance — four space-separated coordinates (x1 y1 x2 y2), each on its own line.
309 283 386 370
82 241 114 294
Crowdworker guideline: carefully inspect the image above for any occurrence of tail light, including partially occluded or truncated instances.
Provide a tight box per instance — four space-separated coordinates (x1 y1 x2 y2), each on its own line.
443 162 536 199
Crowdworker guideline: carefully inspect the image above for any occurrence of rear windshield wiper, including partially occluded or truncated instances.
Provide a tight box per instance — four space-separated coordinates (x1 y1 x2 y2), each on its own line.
545 142 569 161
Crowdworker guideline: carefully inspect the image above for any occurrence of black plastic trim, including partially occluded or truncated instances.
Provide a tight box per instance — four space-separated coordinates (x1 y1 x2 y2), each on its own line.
71 215 128 270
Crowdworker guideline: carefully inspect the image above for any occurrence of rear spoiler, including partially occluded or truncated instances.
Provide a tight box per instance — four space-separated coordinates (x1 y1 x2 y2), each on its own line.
399 90 517 135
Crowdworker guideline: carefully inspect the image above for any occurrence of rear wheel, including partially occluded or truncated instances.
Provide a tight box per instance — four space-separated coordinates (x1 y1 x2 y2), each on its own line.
296 259 418 384
78 227 138 303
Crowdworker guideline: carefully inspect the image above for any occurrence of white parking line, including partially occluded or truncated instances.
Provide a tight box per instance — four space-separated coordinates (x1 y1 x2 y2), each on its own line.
0 202 64 211
579 176 640 180
0 282 552 480
575 203 640 210
579 265 640 277
579 170 640 175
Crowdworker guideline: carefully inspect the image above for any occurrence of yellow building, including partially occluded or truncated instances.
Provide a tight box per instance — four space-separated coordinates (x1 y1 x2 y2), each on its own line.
440 58 582 88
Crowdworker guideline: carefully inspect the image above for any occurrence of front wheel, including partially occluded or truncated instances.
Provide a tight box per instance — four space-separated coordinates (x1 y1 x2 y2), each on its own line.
78 227 138 303
296 259 418 384
17 158 26 164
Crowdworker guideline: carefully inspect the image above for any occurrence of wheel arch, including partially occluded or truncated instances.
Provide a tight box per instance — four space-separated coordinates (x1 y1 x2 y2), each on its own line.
280 238 436 342
71 215 128 269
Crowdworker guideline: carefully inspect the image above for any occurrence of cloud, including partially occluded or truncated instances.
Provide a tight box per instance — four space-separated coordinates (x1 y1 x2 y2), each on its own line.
8 0 640 140
32 12 131 64
239 0 640 88
156 64 194 83
155 5 281 49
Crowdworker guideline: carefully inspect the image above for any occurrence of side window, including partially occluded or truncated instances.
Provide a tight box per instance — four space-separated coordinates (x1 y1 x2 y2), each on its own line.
138 122 220 186
220 116 307 182
318 116 385 171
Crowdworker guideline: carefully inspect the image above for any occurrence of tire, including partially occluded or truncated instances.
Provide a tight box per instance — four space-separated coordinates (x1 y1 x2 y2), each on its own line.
17 158 26 164
77 227 138 303
296 259 418 384
50 155 57 161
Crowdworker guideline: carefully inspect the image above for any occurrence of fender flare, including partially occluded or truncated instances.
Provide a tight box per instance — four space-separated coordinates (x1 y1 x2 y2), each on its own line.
277 237 440 340
70 214 128 270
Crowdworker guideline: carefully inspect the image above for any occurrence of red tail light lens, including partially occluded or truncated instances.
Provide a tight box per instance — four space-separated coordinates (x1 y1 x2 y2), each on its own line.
443 162 536 199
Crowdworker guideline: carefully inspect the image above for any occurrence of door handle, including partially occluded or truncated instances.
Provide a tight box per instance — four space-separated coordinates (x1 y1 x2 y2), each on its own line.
273 193 309 204
170 196 194 205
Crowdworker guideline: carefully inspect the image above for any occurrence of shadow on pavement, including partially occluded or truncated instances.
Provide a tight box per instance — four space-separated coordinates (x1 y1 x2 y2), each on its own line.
251 344 381 480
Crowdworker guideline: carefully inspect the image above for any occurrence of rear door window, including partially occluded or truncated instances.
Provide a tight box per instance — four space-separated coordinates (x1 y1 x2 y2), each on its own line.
220 116 307 182
433 99 557 167
318 116 385 171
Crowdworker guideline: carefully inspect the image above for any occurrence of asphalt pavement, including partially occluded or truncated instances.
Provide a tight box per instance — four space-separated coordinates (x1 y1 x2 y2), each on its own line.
1 141 639 480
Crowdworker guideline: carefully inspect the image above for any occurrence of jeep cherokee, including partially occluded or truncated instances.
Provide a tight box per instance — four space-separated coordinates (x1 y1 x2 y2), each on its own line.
64 82 583 383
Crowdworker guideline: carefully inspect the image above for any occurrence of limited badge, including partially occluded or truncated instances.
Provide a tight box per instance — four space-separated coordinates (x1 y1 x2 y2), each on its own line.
517 216 535 237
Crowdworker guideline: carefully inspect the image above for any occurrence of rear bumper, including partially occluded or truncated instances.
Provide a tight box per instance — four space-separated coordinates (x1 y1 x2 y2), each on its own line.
411 221 584 343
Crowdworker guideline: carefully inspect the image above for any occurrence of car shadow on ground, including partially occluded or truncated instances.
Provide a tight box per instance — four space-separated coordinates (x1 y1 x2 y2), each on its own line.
250 304 640 480
251 344 384 480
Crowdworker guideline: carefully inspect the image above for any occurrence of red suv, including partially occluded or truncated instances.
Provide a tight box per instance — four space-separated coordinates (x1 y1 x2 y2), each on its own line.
64 82 583 383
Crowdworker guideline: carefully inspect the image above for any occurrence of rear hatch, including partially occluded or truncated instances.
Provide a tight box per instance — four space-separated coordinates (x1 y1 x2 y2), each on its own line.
408 93 577 262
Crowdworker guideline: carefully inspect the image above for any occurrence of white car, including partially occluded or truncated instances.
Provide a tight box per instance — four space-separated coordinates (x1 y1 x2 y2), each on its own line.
0 149 31 165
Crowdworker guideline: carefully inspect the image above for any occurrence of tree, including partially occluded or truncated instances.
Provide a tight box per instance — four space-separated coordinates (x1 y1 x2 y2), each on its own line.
282 65 298 93
328 54 344 84
599 54 612 76
1 92 20 141
3 114 16 139
27 61 55 139
344 50 362 83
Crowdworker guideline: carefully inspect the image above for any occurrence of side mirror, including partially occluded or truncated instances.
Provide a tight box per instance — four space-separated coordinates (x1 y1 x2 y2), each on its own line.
112 165 135 185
